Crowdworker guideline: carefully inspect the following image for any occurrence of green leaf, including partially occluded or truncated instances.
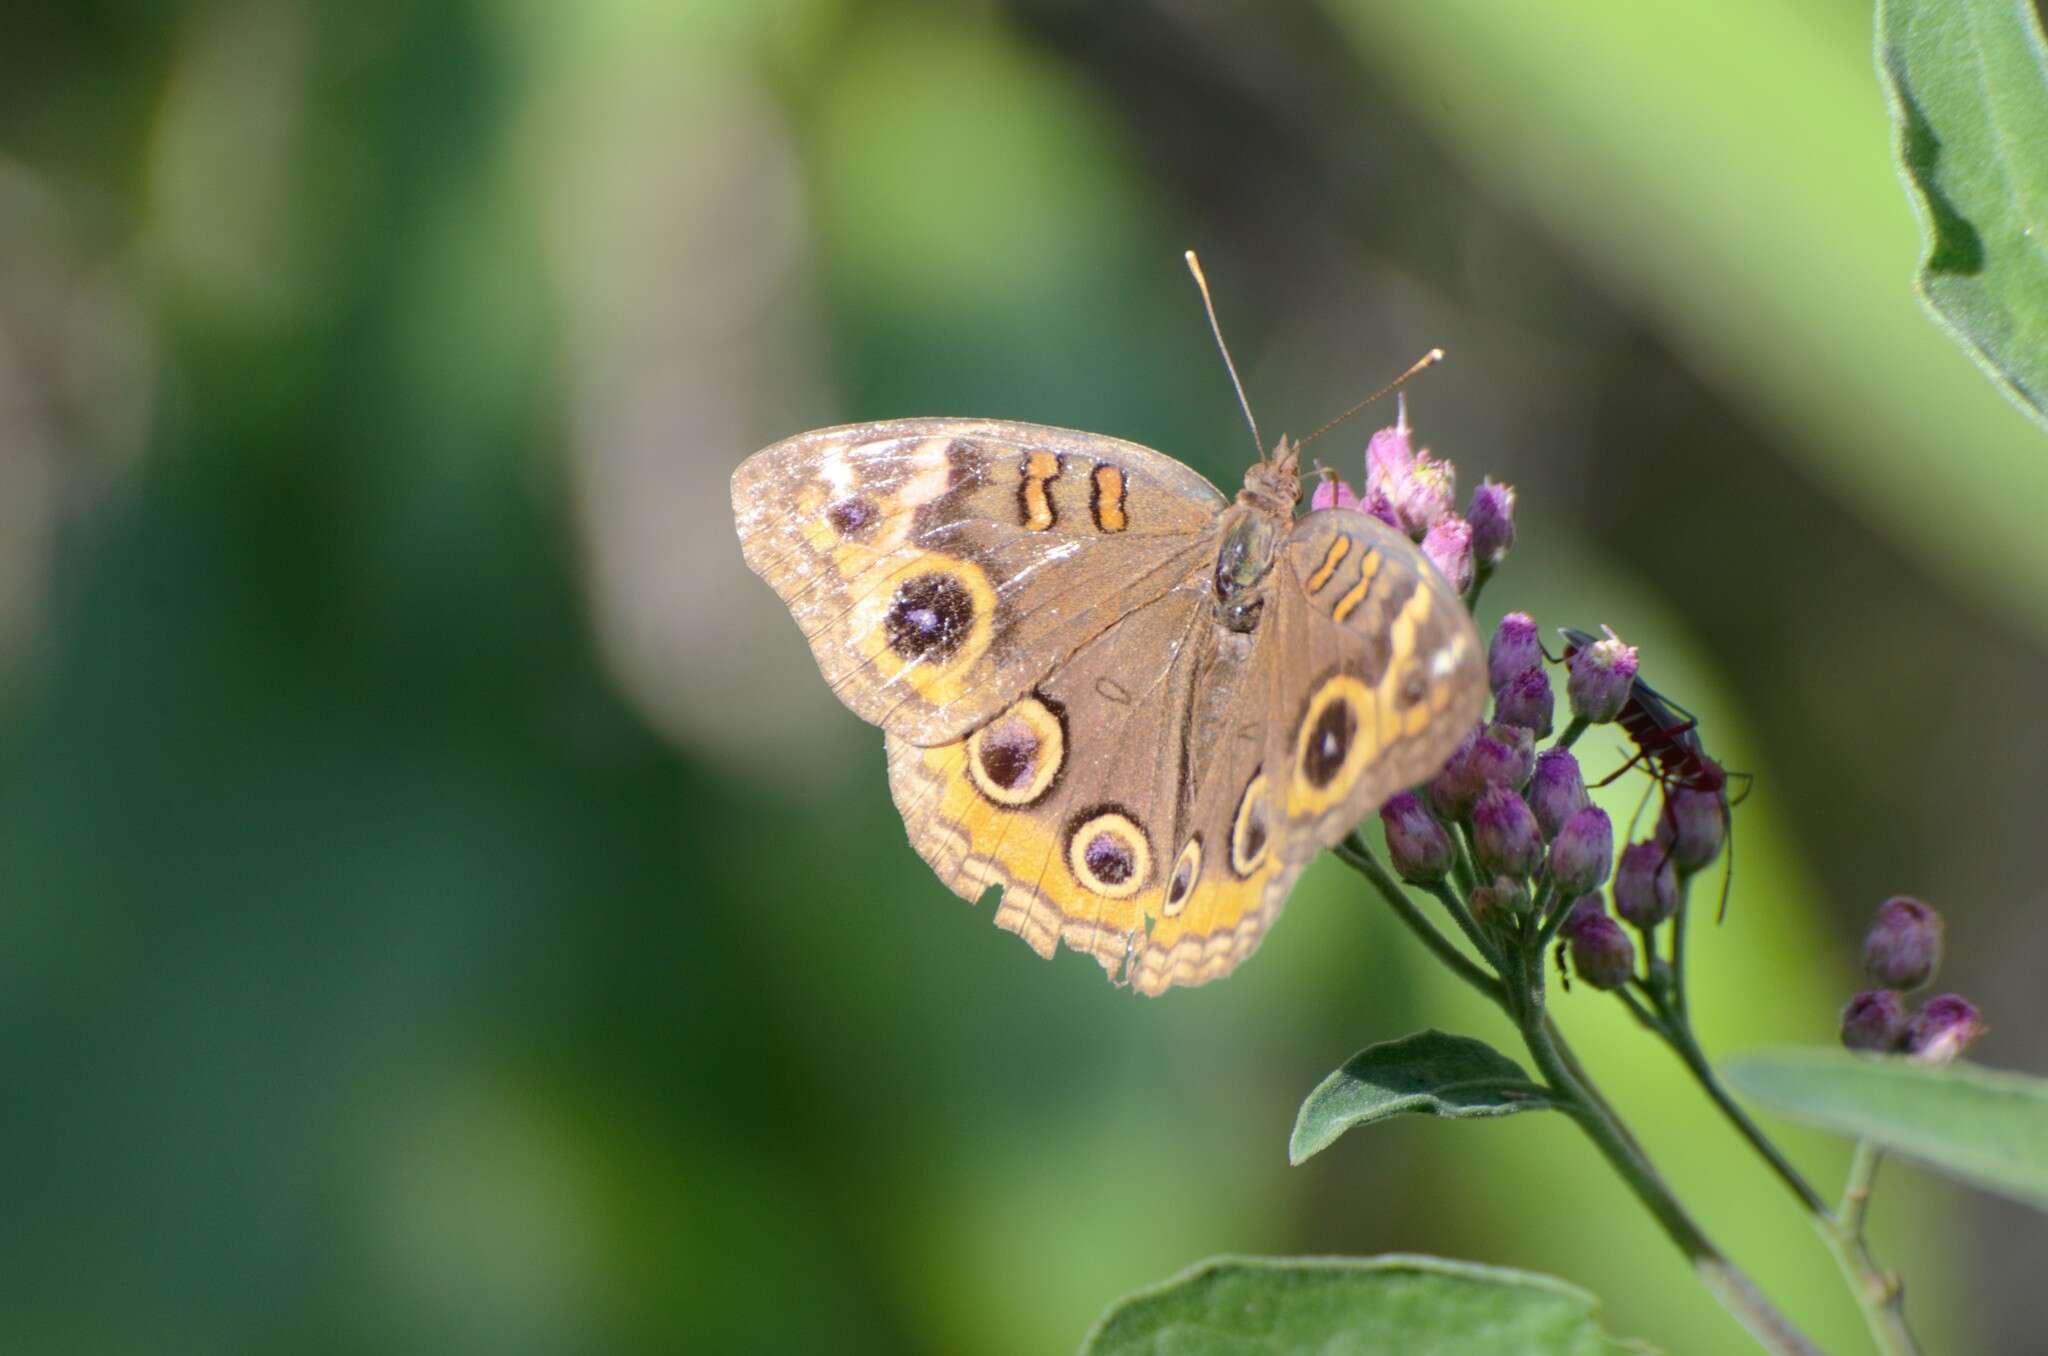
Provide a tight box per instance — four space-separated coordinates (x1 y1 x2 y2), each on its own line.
1724 1047 2048 1210
1289 1030 1556 1165
1081 1254 1649 1355
1877 0 2048 431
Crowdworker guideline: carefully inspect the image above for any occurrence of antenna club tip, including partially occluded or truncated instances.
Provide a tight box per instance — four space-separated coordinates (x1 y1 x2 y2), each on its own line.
1427 347 1446 364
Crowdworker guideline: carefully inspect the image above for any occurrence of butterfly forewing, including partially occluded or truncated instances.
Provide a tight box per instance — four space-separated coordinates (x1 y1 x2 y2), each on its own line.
1265 509 1487 857
731 419 1227 746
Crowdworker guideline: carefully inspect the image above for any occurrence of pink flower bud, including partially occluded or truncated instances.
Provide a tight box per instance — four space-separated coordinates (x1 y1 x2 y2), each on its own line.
1488 613 1541 695
1494 665 1556 739
1862 896 1944 991
1612 841 1679 927
1361 489 1402 531
1472 785 1544 878
1566 902 1635 991
1311 473 1362 512
1548 806 1614 896
1903 994 1985 1064
1467 479 1516 563
1655 788 1726 872
1529 749 1589 840
1567 626 1638 724
1397 456 1458 538
1363 411 1416 500
1380 791 1453 884
1840 990 1908 1052
1421 514 1474 595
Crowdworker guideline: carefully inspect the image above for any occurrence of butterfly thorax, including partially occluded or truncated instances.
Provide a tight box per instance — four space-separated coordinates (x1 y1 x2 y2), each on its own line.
1214 451 1301 635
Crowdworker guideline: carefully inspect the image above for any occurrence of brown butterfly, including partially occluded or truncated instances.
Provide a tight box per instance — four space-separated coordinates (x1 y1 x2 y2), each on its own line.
731 266 1484 994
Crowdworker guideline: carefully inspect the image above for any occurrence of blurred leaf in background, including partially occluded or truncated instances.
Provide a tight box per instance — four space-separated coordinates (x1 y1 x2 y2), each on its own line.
1876 0 2048 431
0 1 2040 1353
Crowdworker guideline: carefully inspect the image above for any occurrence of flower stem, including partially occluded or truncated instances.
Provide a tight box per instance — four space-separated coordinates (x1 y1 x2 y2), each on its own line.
1554 716 1589 751
1637 887 1921 1355
1336 838 1501 1003
1823 1143 1919 1356
1514 1006 1824 1356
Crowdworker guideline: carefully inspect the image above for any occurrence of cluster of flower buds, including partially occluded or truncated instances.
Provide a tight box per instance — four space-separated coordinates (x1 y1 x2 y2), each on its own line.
1311 398 1515 594
1839 897 1983 1063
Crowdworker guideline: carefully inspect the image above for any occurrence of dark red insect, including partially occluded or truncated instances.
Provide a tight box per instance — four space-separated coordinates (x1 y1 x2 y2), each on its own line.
1560 628 1749 917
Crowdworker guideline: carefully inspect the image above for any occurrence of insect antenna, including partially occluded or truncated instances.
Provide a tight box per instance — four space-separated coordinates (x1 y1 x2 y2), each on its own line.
1293 349 1445 455
1184 250 1264 462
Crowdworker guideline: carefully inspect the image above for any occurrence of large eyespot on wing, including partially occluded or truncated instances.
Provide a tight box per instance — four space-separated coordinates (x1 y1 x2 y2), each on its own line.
731 418 1228 745
1267 508 1487 852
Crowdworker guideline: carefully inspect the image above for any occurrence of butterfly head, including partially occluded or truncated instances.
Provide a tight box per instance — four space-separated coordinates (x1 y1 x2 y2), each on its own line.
1239 435 1303 516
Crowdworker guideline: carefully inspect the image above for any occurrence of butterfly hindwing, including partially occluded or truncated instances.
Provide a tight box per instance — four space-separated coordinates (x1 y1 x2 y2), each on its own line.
732 419 1228 746
885 580 1212 978
888 558 1307 996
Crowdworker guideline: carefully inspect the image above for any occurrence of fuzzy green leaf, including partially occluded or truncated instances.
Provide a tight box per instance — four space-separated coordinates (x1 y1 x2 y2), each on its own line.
1725 1048 2048 1210
1289 1030 1555 1166
1081 1254 1648 1355
1877 0 2048 430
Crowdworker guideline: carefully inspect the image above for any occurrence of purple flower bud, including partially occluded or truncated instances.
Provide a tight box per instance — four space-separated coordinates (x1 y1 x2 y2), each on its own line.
1488 612 1542 695
1840 990 1909 1053
1655 787 1726 873
1566 626 1639 724
1467 478 1516 563
1380 791 1454 884
1427 724 1491 820
1471 785 1544 878
1549 805 1614 897
1363 409 1416 500
1903 994 1986 1064
1468 876 1528 931
1611 841 1679 928
1482 721 1535 790
1494 664 1556 739
1398 456 1458 539
1565 903 1636 991
1421 514 1474 595
1311 473 1362 512
1361 489 1402 531
1529 749 1590 840
1862 896 1945 991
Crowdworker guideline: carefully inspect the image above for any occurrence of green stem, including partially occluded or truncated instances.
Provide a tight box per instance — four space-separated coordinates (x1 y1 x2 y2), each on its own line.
1660 1014 1830 1219
1335 839 1502 1003
1554 716 1589 751
1670 874 1694 1023
1515 1012 1824 1356
1823 1142 1920 1356
1462 560 1495 614
1450 824 1479 896
1423 880 1503 974
1633 886 1921 1355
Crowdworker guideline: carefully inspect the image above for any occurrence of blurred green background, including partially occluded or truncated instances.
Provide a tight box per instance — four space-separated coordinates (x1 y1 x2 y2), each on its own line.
3 1 2044 1352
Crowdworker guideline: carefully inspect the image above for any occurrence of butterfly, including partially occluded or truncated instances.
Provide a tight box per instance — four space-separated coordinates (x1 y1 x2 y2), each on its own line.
737 409 1490 995
731 269 1485 994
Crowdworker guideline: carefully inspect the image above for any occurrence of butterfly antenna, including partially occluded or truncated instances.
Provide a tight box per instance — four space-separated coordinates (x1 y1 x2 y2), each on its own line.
1294 348 1444 454
1184 250 1264 461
